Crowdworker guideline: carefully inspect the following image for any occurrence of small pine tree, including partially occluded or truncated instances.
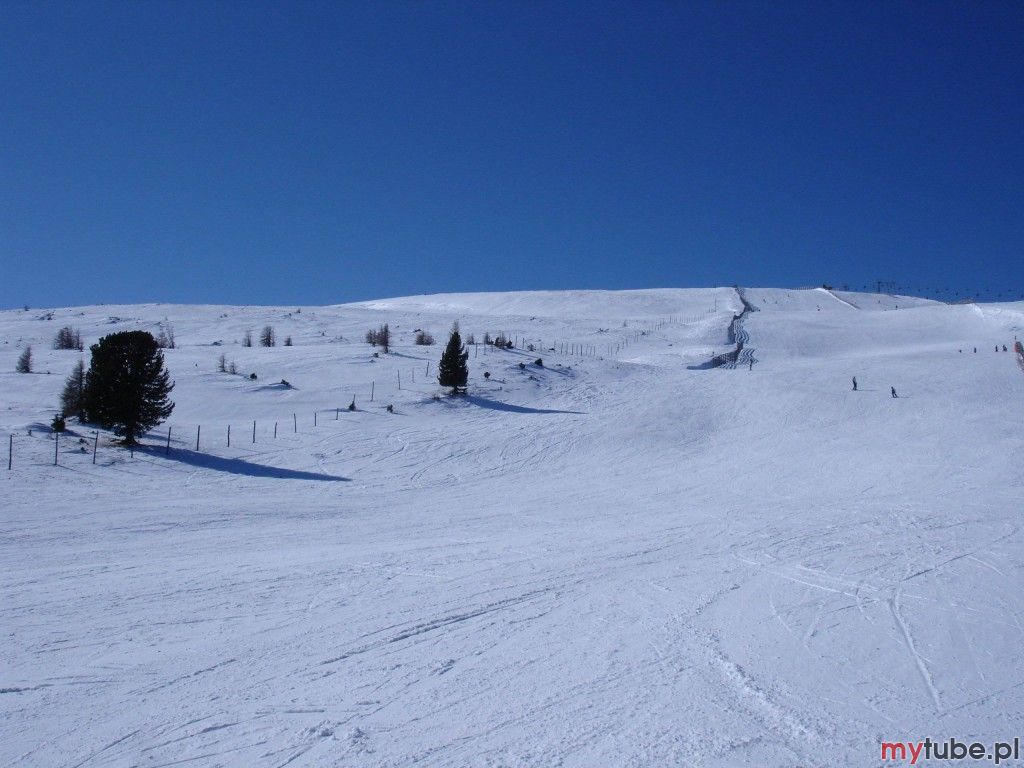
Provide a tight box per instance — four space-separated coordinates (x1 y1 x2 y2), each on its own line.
16 345 32 373
415 330 435 346
242 330 253 347
51 414 66 433
217 353 227 372
60 359 86 419
465 333 475 345
82 331 175 445
377 323 390 353
483 332 492 345
283 336 293 346
437 322 469 394
260 326 276 347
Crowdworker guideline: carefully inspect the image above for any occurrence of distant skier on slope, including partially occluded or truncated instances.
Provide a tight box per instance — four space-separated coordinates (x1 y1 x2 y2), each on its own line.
891 386 898 398
852 376 858 391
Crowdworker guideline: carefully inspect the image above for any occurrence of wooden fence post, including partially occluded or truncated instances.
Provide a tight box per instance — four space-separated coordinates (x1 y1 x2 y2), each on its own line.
274 421 278 438
196 424 201 450
165 427 171 455
253 421 256 443
227 424 231 447
95 431 101 463
293 413 297 433
371 381 375 401
7 434 11 470
54 431 59 465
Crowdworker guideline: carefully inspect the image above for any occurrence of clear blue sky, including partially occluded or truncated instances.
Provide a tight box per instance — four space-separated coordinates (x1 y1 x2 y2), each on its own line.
3 1 1023 308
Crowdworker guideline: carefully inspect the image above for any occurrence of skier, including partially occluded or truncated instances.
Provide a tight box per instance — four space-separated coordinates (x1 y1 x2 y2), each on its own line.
852 376 858 391
891 386 898 398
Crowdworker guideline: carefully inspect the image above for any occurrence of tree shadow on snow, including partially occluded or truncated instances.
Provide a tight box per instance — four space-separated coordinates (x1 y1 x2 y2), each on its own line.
140 446 349 481
465 395 585 416
253 382 298 392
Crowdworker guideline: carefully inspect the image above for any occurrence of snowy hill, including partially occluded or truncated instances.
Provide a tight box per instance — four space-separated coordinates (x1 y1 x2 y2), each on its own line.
2 288 1023 767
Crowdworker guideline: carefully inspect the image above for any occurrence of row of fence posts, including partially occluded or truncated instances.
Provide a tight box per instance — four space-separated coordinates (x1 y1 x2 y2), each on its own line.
468 315 685 362
6 404 362 468
5 429 102 469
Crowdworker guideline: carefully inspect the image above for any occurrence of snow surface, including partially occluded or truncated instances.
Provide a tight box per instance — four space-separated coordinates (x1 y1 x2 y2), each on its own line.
2 288 1023 767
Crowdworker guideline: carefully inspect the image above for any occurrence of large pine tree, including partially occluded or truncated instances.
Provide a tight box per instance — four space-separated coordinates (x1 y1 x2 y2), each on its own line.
83 331 175 444
437 322 469 394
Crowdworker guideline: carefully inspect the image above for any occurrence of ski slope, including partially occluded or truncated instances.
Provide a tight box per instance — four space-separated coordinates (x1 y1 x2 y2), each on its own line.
1 288 1023 767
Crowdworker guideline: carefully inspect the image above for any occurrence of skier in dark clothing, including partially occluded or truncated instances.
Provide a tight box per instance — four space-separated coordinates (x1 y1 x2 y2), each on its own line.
852 376 858 391
891 386 898 398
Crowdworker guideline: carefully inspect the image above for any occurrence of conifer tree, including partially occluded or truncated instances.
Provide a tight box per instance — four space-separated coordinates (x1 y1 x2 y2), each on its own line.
437 322 469 394
15 345 32 373
60 359 86 420
83 331 174 444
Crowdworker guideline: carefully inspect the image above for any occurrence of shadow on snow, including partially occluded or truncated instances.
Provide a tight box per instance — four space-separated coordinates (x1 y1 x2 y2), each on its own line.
464 395 585 416
139 445 349 481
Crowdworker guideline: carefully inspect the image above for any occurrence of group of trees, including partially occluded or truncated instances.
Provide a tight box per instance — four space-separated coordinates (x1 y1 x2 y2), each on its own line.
155 323 176 349
17 326 87 372
37 315 475 450
365 323 391 353
242 326 289 347
217 353 241 375
364 322 467 393
56 331 174 445
54 326 84 350
477 332 511 349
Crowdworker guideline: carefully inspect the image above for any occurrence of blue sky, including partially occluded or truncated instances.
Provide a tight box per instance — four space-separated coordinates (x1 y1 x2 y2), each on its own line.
2 1 1022 308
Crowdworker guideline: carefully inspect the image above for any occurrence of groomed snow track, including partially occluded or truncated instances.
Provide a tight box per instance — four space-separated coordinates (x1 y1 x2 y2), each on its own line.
715 287 758 369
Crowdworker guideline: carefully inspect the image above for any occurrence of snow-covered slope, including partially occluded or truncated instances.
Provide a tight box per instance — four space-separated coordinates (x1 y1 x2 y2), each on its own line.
2 288 1023 767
